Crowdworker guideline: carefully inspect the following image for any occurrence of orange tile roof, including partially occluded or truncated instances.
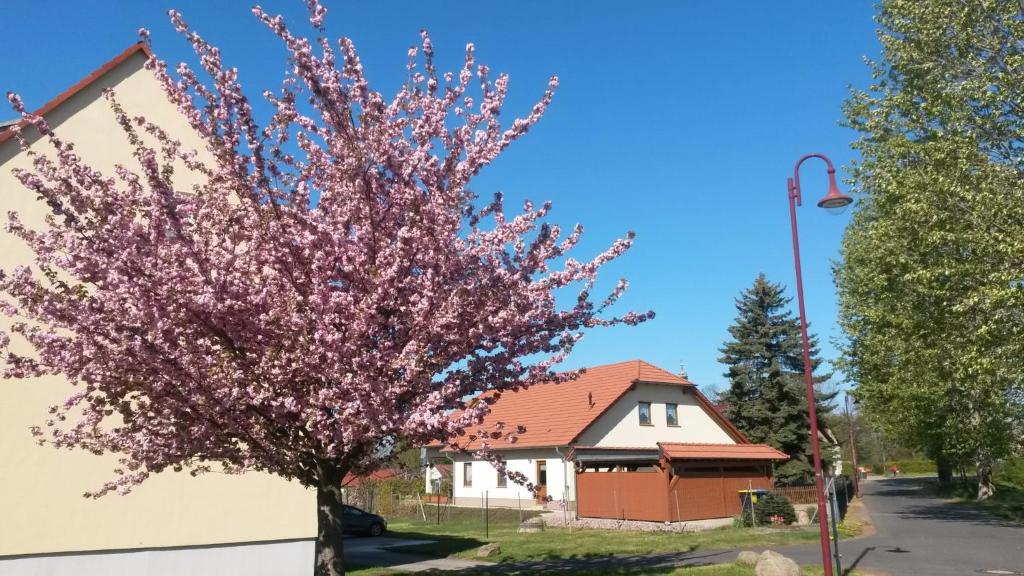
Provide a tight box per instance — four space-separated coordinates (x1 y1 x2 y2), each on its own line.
441 360 696 450
342 468 401 487
0 42 154 145
659 442 789 461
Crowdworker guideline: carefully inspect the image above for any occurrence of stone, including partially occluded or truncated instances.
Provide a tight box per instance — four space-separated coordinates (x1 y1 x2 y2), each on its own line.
754 550 800 576
476 542 501 558
517 516 544 533
795 509 810 525
736 550 760 566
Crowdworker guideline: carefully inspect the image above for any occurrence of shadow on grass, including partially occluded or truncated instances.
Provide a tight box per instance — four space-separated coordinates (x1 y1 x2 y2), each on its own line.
420 546 739 575
379 531 485 558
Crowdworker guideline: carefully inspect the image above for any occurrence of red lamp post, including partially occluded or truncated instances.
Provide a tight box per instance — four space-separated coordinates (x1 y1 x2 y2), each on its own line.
787 153 852 576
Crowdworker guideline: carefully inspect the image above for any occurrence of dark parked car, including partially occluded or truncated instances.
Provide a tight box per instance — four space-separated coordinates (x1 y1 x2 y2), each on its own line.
342 504 387 537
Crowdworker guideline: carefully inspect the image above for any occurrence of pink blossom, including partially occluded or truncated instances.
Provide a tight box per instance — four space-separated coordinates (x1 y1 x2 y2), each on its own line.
1 0 649 540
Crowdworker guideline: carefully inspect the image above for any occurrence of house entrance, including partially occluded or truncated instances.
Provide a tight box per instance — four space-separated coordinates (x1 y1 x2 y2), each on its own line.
536 460 548 503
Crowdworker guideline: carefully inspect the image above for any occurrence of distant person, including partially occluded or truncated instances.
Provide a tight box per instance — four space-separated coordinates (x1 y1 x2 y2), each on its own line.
890 464 899 478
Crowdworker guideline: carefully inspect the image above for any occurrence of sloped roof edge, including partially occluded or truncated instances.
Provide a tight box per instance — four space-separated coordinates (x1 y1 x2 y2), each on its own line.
0 42 154 145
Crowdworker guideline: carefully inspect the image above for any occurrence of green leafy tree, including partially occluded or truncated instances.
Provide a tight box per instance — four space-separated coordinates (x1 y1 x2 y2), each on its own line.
719 274 836 485
837 0 1024 499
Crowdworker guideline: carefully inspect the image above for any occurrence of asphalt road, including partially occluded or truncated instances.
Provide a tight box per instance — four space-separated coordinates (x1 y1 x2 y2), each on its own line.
784 476 1024 575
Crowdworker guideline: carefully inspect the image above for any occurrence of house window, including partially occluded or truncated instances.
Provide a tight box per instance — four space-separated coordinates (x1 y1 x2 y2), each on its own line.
463 462 472 487
496 470 507 488
666 403 679 426
638 401 652 426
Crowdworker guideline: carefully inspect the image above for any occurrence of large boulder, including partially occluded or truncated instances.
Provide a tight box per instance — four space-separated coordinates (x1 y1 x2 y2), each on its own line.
476 542 501 558
754 550 800 576
795 508 811 525
736 550 760 566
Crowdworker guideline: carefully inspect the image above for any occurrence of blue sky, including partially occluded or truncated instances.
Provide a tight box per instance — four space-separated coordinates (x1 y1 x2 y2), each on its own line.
0 1 879 395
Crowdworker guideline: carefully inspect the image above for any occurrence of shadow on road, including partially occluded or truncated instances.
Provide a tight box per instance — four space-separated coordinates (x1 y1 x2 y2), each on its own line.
842 546 876 575
897 501 1021 529
871 478 1021 529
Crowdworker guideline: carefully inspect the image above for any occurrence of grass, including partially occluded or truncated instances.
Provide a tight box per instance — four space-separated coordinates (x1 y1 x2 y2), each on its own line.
360 504 819 567
350 560 860 576
933 480 1024 524
349 562 844 575
348 563 758 575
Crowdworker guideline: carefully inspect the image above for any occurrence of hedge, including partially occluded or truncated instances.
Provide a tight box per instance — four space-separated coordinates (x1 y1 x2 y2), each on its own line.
996 457 1024 487
870 460 937 475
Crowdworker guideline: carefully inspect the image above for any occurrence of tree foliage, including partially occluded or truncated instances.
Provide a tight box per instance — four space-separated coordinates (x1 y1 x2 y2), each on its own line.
837 0 1024 499
0 3 650 572
719 274 835 485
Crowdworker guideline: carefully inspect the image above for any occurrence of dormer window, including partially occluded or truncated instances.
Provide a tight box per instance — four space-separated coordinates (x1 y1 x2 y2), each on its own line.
638 401 652 426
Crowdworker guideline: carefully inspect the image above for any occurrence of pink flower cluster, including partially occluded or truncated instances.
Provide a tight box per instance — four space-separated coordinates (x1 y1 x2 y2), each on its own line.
1 1 651 496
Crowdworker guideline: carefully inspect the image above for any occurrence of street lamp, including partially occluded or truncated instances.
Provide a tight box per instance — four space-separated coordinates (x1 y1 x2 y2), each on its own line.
787 153 852 576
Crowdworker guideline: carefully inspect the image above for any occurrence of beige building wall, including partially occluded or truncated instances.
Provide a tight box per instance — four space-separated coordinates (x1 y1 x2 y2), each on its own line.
0 49 314 557
575 383 736 447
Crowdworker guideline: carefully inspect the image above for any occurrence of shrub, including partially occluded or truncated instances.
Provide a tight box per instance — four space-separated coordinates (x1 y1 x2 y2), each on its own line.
996 457 1024 487
755 493 797 525
736 493 797 526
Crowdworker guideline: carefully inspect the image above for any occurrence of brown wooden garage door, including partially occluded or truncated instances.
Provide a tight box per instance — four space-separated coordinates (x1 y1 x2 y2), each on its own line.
669 464 771 521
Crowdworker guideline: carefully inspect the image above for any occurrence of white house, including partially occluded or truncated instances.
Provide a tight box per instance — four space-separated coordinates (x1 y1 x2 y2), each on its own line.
424 360 789 521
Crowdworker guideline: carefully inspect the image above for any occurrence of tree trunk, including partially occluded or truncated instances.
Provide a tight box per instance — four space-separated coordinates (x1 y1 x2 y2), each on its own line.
315 462 347 576
936 455 953 486
976 459 996 501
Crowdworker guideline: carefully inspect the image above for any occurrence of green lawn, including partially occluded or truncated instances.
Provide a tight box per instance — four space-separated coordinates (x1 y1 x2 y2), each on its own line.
363 505 820 567
349 562 846 576
934 481 1024 524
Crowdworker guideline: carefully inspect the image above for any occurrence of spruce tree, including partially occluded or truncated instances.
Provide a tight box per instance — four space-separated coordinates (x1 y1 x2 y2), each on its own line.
718 274 835 484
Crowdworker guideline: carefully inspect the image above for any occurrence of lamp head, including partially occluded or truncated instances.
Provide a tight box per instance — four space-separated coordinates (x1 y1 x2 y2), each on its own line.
816 171 853 215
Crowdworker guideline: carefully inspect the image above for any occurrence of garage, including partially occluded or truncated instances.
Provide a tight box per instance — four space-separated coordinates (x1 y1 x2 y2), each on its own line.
574 443 787 522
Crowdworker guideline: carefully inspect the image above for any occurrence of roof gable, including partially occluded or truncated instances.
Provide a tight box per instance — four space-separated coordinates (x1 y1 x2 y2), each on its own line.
446 360 694 450
0 43 153 146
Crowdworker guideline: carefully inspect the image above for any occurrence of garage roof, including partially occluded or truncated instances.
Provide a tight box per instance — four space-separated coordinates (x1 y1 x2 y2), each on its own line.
659 443 789 461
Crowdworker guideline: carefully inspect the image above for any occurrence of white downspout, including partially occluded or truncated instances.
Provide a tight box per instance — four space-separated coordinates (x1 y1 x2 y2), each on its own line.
554 445 575 520
445 453 457 506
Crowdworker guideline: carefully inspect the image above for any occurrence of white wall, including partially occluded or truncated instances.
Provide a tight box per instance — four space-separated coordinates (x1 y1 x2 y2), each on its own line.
424 464 443 493
576 383 735 447
447 449 575 503
0 540 312 576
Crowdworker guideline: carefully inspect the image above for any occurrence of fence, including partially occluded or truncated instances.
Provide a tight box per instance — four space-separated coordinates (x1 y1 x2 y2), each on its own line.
771 484 819 504
771 476 856 519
